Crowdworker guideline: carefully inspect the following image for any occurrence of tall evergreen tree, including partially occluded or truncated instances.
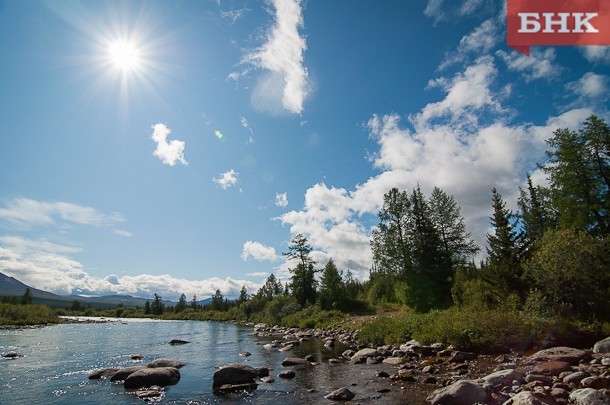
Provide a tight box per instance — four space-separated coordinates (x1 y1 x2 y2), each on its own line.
541 115 609 236
370 187 412 278
517 175 554 248
483 188 525 299
151 293 164 315
257 274 283 300
284 234 317 306
21 288 33 305
429 187 479 266
175 293 187 313
318 258 345 310
211 289 224 310
238 285 249 303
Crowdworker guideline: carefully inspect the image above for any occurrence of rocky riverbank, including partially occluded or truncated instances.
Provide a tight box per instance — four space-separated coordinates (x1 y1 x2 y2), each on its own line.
81 322 610 403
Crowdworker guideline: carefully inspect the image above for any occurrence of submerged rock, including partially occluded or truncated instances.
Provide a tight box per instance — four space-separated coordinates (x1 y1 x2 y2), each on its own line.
278 370 296 379
89 368 120 379
281 357 312 367
2 352 22 359
169 339 189 345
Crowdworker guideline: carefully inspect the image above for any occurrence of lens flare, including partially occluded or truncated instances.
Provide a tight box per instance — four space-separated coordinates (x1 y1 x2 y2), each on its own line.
214 130 223 139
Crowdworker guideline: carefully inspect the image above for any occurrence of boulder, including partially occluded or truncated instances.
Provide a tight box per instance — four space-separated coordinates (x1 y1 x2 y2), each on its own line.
281 357 312 367
110 366 148 381
2 352 22 359
213 364 258 388
482 369 524 387
255 367 270 378
278 370 295 379
124 367 181 389
342 349 355 359
563 371 588 385
426 380 489 405
530 347 590 365
532 361 572 376
382 357 404 365
130 353 144 360
168 339 189 345
353 348 378 358
593 336 610 354
148 358 186 369
324 387 355 401
580 376 610 389
239 351 251 357
569 388 610 405
448 351 478 363
88 368 120 379
502 391 556 404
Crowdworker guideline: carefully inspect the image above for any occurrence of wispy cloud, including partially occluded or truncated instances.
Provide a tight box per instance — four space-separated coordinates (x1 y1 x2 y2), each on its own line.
114 229 133 238
0 198 124 228
213 169 239 190
151 123 188 166
424 0 494 24
275 192 288 208
240 116 255 144
240 0 309 114
241 241 278 262
496 48 561 83
220 7 248 24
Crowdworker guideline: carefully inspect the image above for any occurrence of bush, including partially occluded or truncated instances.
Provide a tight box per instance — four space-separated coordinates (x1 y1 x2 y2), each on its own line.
282 306 345 329
0 303 59 325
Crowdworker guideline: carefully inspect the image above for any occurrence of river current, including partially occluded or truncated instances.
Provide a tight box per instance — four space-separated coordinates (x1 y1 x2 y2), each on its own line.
0 318 402 404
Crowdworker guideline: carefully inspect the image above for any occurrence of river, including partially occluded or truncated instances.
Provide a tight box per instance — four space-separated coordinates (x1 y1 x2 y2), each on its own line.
0 318 414 404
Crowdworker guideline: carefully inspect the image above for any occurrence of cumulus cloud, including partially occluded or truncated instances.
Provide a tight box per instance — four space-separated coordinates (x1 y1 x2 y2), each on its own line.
241 0 308 114
0 235 259 299
580 46 610 64
275 192 288 208
213 169 239 190
151 123 187 166
496 48 561 82
0 198 125 229
241 241 278 262
566 72 608 101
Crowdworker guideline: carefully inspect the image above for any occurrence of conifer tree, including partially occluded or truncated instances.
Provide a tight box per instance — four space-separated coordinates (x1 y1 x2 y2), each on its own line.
318 258 345 310
284 234 318 306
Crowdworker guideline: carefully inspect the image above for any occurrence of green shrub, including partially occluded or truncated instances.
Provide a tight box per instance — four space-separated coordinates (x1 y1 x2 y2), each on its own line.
0 303 59 325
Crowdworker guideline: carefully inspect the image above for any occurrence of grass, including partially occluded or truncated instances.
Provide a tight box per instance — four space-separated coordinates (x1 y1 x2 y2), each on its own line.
0 303 59 326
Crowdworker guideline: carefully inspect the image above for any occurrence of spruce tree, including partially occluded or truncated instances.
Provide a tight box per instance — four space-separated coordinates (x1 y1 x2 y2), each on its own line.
318 258 345 310
284 234 317 306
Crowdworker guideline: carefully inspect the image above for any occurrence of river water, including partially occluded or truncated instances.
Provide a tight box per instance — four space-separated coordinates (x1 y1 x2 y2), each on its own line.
0 318 412 404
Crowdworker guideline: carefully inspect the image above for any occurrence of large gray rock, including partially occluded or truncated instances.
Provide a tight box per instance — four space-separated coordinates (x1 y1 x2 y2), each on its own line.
124 367 180 389
593 336 610 353
569 388 610 405
281 357 312 367
426 380 489 405
502 391 556 404
353 348 378 358
530 346 590 365
482 369 524 387
148 358 186 368
325 387 355 401
110 366 148 381
88 368 120 379
212 364 258 388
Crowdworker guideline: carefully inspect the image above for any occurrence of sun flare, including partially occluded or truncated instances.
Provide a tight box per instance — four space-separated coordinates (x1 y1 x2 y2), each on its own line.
108 40 140 71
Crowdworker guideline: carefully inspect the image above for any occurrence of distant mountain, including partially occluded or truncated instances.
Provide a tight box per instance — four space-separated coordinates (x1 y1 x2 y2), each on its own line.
0 272 169 308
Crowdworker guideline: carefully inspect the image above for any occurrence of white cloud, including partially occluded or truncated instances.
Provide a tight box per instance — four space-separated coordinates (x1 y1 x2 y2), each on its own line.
497 48 561 82
275 192 288 208
220 7 248 24
415 56 501 129
114 229 133 238
241 0 309 114
0 235 259 299
241 241 278 262
245 272 270 278
213 169 239 190
566 72 608 100
0 198 125 228
580 46 610 64
424 0 493 24
151 123 188 166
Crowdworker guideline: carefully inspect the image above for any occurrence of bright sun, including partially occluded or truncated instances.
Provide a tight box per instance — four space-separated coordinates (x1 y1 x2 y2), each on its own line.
108 40 140 71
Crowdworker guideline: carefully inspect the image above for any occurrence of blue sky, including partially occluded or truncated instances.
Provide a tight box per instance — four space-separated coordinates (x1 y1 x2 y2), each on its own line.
0 0 608 300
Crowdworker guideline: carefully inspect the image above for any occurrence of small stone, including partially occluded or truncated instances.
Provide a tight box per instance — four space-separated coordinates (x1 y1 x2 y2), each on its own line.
569 388 610 404
376 387 391 393
168 339 189 345
376 370 390 378
423 376 438 384
131 353 144 360
260 376 275 383
281 357 311 367
563 371 588 385
2 352 22 359
580 376 609 389
239 351 251 357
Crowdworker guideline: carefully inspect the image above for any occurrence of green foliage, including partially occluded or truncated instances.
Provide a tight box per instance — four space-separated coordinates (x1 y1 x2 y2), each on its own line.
263 295 301 325
0 303 59 325
282 305 344 329
318 258 346 310
541 115 609 236
524 228 609 320
21 288 33 305
151 293 164 315
284 234 318 306
210 290 225 311
175 293 187 313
